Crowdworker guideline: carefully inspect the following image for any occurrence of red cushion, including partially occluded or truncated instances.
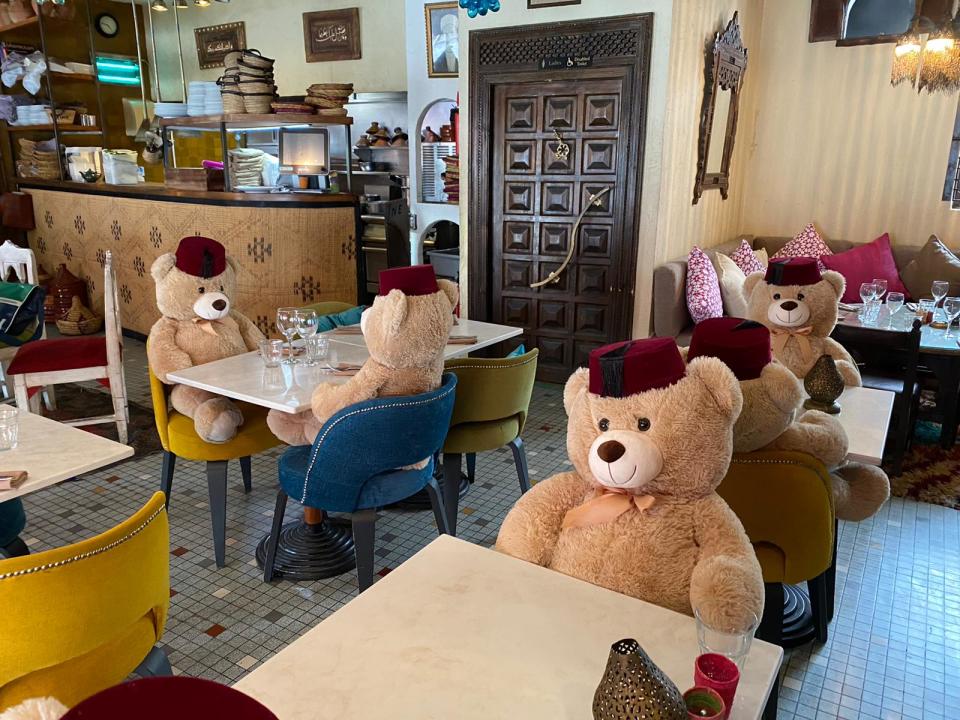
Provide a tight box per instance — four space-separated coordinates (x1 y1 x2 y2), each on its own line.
820 233 910 303
7 336 108 375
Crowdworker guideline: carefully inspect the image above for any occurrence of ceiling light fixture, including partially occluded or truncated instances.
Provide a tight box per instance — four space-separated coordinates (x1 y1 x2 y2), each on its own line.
150 0 168 11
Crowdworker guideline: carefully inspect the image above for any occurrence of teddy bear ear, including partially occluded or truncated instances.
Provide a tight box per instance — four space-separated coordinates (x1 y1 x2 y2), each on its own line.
742 271 764 299
686 356 743 419
379 289 409 336
822 270 845 299
563 367 590 416
150 253 177 282
759 361 803 415
437 279 459 309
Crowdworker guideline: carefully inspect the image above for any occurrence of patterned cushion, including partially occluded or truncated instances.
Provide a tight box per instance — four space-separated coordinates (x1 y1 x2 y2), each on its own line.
686 246 723 324
771 223 833 271
729 239 764 275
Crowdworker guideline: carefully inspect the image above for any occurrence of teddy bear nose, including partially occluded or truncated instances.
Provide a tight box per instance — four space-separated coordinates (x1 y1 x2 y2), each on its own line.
780 300 798 311
212 299 227 311
597 440 626 463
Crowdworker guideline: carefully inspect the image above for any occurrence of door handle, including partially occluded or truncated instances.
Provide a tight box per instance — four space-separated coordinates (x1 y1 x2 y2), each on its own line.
529 187 611 289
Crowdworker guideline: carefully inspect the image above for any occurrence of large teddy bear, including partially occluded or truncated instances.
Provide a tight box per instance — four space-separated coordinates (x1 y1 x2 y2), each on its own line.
686 317 889 521
267 264 458 447
496 338 763 633
147 236 264 443
744 257 862 387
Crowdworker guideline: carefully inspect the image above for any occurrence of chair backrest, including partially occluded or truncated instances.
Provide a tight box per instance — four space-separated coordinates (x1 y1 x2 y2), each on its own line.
293 373 458 509
443 349 539 433
147 362 171 452
0 240 37 285
0 492 170 709
301 301 354 317
103 251 124 369
832 318 922 396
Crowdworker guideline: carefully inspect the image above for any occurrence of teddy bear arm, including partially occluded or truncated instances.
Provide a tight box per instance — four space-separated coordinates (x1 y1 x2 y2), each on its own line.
823 338 862 386
765 411 848 469
230 310 266 351
310 363 388 427
147 321 194 382
267 408 318 447
495 471 590 567
689 497 764 632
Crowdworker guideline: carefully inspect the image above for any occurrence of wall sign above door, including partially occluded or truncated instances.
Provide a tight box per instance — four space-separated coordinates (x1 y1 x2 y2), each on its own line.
539 55 592 70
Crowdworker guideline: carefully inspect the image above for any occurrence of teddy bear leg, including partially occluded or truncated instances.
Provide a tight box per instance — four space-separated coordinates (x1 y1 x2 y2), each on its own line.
831 463 890 521
689 555 765 633
193 398 245 444
266 409 313 447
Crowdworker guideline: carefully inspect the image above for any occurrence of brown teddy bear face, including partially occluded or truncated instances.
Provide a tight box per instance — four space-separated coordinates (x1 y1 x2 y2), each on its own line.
563 357 742 499
151 253 239 322
743 270 845 338
733 361 803 453
360 279 459 369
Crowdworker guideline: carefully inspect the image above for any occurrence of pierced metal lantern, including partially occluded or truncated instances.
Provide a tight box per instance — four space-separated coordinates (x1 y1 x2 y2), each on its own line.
803 353 845 414
592 638 686 720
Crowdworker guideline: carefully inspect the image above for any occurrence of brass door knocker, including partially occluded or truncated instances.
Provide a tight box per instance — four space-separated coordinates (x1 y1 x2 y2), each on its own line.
553 128 570 161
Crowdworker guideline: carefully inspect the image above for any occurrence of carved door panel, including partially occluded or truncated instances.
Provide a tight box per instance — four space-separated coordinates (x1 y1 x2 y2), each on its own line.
492 77 626 382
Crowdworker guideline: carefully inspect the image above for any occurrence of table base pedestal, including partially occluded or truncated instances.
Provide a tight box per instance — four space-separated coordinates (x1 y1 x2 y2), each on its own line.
255 517 355 582
781 583 816 647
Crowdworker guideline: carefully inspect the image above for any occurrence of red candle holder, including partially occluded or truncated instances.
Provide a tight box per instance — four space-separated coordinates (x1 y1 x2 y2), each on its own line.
693 653 740 719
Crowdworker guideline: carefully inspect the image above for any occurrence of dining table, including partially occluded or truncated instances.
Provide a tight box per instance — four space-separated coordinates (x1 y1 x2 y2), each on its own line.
235 535 783 720
167 318 523 582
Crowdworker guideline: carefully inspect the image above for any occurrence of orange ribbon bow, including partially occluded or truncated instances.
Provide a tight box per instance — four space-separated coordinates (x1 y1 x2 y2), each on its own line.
192 318 223 337
770 326 814 363
562 488 656 530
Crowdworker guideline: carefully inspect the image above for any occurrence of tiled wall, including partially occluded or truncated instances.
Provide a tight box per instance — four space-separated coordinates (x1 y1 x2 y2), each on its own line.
26 189 359 336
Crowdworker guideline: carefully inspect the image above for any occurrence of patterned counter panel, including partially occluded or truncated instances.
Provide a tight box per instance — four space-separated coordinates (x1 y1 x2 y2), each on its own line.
25 189 359 337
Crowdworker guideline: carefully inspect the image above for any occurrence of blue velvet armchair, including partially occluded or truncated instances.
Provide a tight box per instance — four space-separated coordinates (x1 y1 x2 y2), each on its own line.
262 373 458 591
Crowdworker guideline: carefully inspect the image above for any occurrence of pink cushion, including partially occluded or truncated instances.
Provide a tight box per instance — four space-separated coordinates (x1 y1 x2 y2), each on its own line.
686 246 723 324
772 223 833 271
728 239 764 275
821 232 909 303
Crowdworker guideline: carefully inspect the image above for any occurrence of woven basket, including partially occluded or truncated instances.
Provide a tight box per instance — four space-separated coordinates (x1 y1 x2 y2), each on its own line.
224 51 243 68
56 296 102 335
236 80 272 94
243 94 274 113
221 91 246 114
239 49 274 69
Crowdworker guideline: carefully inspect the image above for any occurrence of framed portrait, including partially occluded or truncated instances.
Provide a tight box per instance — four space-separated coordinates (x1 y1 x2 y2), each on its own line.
425 2 459 78
527 0 581 7
194 22 246 70
303 8 362 63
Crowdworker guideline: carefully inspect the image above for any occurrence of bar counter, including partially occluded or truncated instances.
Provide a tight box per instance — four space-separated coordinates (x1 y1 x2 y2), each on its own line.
18 180 360 337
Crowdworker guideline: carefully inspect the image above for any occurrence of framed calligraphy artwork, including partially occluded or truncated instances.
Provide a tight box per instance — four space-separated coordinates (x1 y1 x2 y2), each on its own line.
194 22 247 70
303 8 362 63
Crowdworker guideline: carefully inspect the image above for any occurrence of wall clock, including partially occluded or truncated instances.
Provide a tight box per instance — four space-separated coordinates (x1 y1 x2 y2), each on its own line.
96 13 119 39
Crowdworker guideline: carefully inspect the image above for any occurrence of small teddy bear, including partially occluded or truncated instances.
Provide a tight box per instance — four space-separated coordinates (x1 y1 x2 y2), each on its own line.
744 257 861 386
147 236 265 444
496 338 763 633
686 317 889 521
267 265 458 448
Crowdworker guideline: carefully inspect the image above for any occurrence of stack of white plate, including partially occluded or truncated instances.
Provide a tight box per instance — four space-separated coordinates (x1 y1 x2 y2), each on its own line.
229 147 264 186
13 105 51 126
188 81 220 117
154 102 188 118
204 83 223 116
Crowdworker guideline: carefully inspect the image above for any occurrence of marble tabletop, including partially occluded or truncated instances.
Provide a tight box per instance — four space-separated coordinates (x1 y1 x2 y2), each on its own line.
0 412 133 504
823 385 895 466
167 320 523 414
235 536 782 720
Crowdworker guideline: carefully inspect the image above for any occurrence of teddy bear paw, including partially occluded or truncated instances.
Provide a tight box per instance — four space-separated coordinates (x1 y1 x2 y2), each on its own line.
194 398 244 444
832 463 890 521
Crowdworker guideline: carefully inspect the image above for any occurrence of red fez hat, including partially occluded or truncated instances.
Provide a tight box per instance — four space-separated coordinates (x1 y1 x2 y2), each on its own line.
764 257 821 286
588 338 686 398
687 317 771 381
379 264 440 296
175 236 226 279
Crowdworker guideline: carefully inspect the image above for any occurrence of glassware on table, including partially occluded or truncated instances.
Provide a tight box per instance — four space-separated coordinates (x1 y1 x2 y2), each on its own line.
294 310 319 364
258 339 284 368
858 282 877 323
918 298 936 325
932 280 949 322
304 335 330 366
872 278 888 301
886 291 905 328
694 607 758 669
275 307 298 363
944 297 960 338
0 406 19 451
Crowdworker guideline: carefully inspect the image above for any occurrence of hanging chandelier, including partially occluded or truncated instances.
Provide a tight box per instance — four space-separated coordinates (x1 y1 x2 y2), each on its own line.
891 5 960 93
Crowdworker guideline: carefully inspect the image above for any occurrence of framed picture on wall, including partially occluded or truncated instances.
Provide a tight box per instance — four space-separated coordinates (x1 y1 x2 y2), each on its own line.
425 2 459 78
194 22 246 70
303 8 362 63
527 0 581 7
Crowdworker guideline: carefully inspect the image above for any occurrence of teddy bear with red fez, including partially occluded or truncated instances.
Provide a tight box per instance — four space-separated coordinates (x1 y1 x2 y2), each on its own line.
267 264 458 448
743 257 862 387
496 338 764 633
686 317 889 521
148 236 265 444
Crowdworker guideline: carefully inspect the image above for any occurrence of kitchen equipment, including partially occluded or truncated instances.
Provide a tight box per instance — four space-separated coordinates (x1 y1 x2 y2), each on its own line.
102 149 139 185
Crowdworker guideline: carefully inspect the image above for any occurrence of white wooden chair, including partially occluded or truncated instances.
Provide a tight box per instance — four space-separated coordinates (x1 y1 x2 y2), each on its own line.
8 250 128 443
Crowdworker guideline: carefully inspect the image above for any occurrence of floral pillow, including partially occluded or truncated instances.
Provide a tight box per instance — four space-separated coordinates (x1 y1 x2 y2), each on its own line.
686 246 723 323
729 239 764 275
771 223 833 271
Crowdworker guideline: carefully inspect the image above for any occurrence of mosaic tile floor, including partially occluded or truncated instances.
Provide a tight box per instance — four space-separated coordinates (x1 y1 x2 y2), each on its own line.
15 338 960 719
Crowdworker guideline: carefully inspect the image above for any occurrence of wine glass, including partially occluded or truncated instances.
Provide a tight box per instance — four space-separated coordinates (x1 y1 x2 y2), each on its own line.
872 278 888 301
932 280 949 307
944 297 960 338
276 307 298 363
294 309 319 364
859 282 877 323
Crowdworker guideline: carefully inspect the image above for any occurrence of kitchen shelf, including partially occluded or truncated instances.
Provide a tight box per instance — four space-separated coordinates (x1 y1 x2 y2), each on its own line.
0 16 39 33
7 124 102 133
160 113 353 129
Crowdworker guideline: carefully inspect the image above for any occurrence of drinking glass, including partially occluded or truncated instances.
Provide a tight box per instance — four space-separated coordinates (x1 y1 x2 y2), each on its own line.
294 310 319 364
0 406 19 451
276 307 298 363
886 291 905 328
858 282 877 324
872 278 888 301
944 297 960 338
694 608 758 669
258 339 284 368
918 298 936 325
932 281 949 323
305 335 330 366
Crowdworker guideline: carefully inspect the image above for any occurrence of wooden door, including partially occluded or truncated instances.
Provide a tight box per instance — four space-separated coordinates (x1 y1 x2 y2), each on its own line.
491 75 628 382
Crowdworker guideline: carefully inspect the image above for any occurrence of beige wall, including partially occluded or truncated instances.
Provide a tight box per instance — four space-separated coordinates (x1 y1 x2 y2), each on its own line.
741 0 960 246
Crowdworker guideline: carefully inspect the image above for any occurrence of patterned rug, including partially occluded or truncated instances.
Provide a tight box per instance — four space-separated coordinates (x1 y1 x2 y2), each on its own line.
889 421 960 508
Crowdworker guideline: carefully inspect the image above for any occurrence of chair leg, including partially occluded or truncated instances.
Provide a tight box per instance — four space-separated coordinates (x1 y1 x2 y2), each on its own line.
441 452 461 537
109 373 128 445
13 376 32 413
424 475 449 535
160 451 176 510
756 582 784 647
134 645 172 678
808 571 829 644
206 460 229 568
507 437 531 494
262 491 288 583
762 671 779 720
240 456 252 493
826 519 838 622
0 535 29 558
466 453 476 483
351 508 377 593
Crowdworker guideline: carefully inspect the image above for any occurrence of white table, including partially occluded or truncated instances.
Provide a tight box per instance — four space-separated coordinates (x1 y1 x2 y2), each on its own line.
236 536 781 720
0 412 133 504
825 386 895 466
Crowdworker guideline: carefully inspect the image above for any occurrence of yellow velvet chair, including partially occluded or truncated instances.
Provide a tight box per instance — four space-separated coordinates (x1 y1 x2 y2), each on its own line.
149 365 281 568
0 492 171 711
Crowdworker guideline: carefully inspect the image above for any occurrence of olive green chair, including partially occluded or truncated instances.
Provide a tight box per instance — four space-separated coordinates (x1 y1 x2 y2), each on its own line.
440 349 539 535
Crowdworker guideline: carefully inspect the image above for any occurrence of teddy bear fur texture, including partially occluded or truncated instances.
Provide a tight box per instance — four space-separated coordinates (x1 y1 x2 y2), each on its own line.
267 280 459 448
147 253 264 444
743 269 862 386
496 356 764 633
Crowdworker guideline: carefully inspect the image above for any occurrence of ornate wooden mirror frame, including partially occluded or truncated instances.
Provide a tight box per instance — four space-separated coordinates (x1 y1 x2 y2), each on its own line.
693 12 748 204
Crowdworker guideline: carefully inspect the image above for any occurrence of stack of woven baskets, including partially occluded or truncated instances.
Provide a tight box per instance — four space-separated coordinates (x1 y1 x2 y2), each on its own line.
218 49 277 114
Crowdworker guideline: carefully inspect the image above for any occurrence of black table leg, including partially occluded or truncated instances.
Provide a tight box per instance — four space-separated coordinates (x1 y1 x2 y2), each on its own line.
924 355 960 448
